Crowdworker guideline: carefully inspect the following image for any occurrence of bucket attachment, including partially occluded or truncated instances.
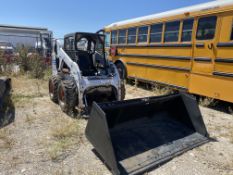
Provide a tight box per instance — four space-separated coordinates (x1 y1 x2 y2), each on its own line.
85 93 209 175
0 77 15 127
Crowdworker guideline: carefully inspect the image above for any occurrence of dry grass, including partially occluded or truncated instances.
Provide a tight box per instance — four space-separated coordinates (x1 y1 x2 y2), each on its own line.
51 119 80 140
48 117 81 161
12 74 49 94
48 139 71 161
199 97 218 107
54 168 65 175
25 114 36 125
11 75 49 107
127 78 173 97
0 128 14 149
9 155 23 169
151 84 173 96
12 94 40 105
230 128 233 144
218 124 233 144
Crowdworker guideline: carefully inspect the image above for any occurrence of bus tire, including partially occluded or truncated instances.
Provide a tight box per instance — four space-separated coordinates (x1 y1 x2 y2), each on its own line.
115 62 126 80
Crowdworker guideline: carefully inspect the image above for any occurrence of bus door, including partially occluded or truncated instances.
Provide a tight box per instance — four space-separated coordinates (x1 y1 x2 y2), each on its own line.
192 16 221 75
214 14 233 75
189 15 221 98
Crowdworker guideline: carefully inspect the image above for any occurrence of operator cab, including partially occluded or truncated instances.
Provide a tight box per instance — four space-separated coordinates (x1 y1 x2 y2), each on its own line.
64 32 107 76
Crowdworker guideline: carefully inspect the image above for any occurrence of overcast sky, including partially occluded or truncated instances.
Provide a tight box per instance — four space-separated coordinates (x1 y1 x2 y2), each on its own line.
0 0 213 37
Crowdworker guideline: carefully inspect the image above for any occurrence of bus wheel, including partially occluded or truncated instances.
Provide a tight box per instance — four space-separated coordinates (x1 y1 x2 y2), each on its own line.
116 62 126 80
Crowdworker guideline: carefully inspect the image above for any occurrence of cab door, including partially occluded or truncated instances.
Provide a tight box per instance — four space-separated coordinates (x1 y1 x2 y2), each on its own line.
192 16 221 75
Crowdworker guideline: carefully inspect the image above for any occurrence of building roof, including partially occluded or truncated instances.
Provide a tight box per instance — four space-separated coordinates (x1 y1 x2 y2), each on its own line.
0 24 52 37
0 24 48 31
105 0 233 29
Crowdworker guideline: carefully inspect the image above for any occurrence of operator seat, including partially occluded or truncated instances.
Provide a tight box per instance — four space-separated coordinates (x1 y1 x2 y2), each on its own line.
76 51 96 76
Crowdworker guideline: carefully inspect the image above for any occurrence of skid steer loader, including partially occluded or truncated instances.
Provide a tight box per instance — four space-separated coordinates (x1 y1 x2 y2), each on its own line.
86 93 209 175
49 32 125 114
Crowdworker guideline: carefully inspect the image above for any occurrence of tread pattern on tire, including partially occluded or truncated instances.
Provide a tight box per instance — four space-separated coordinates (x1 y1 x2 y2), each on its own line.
116 62 126 80
121 81 126 100
49 74 62 103
58 78 77 113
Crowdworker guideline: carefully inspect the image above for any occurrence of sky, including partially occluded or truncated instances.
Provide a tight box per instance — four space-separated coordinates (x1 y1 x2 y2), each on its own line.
0 0 214 38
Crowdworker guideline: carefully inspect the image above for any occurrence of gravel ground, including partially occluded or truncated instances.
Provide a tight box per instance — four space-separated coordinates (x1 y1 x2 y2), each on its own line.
0 76 232 175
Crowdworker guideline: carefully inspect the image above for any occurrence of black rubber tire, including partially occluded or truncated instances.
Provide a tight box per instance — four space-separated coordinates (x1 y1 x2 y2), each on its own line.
120 80 126 100
57 78 77 113
49 74 62 103
116 62 126 80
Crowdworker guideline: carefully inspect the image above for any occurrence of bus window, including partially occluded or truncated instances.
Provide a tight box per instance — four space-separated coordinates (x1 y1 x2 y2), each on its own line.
196 16 217 40
127 28 137 44
181 19 194 42
118 29 127 44
150 23 163 43
111 31 118 44
105 32 110 47
138 26 148 43
164 21 180 42
231 21 233 40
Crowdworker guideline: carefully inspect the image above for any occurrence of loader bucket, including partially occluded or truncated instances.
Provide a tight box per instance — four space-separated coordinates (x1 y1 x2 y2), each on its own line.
85 93 209 175
0 77 15 127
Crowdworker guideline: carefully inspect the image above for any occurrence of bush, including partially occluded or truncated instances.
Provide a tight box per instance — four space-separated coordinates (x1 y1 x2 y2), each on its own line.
0 46 50 79
29 53 47 79
0 50 15 75
18 47 30 72
17 46 49 79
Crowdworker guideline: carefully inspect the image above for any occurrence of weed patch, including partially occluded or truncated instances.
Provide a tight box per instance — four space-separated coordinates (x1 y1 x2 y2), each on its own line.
48 118 81 161
199 97 218 107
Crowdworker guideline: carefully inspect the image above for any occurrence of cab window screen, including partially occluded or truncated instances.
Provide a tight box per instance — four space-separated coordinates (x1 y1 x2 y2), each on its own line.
127 28 137 44
111 31 117 44
231 22 233 40
164 21 180 42
65 37 74 50
196 16 217 40
182 19 194 42
138 26 148 43
118 29 126 44
65 38 70 50
150 24 163 43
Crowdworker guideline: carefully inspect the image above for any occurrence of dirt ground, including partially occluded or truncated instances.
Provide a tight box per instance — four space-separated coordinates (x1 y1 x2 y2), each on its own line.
0 75 233 175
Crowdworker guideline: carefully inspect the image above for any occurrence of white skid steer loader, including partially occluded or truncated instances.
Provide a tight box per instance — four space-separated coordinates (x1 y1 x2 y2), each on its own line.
49 32 125 114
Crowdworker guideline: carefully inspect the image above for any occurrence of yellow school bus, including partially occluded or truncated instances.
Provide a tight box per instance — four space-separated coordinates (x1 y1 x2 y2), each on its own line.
103 0 233 103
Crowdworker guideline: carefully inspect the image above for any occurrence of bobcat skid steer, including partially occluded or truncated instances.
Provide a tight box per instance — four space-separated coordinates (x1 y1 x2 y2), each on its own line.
49 32 125 114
